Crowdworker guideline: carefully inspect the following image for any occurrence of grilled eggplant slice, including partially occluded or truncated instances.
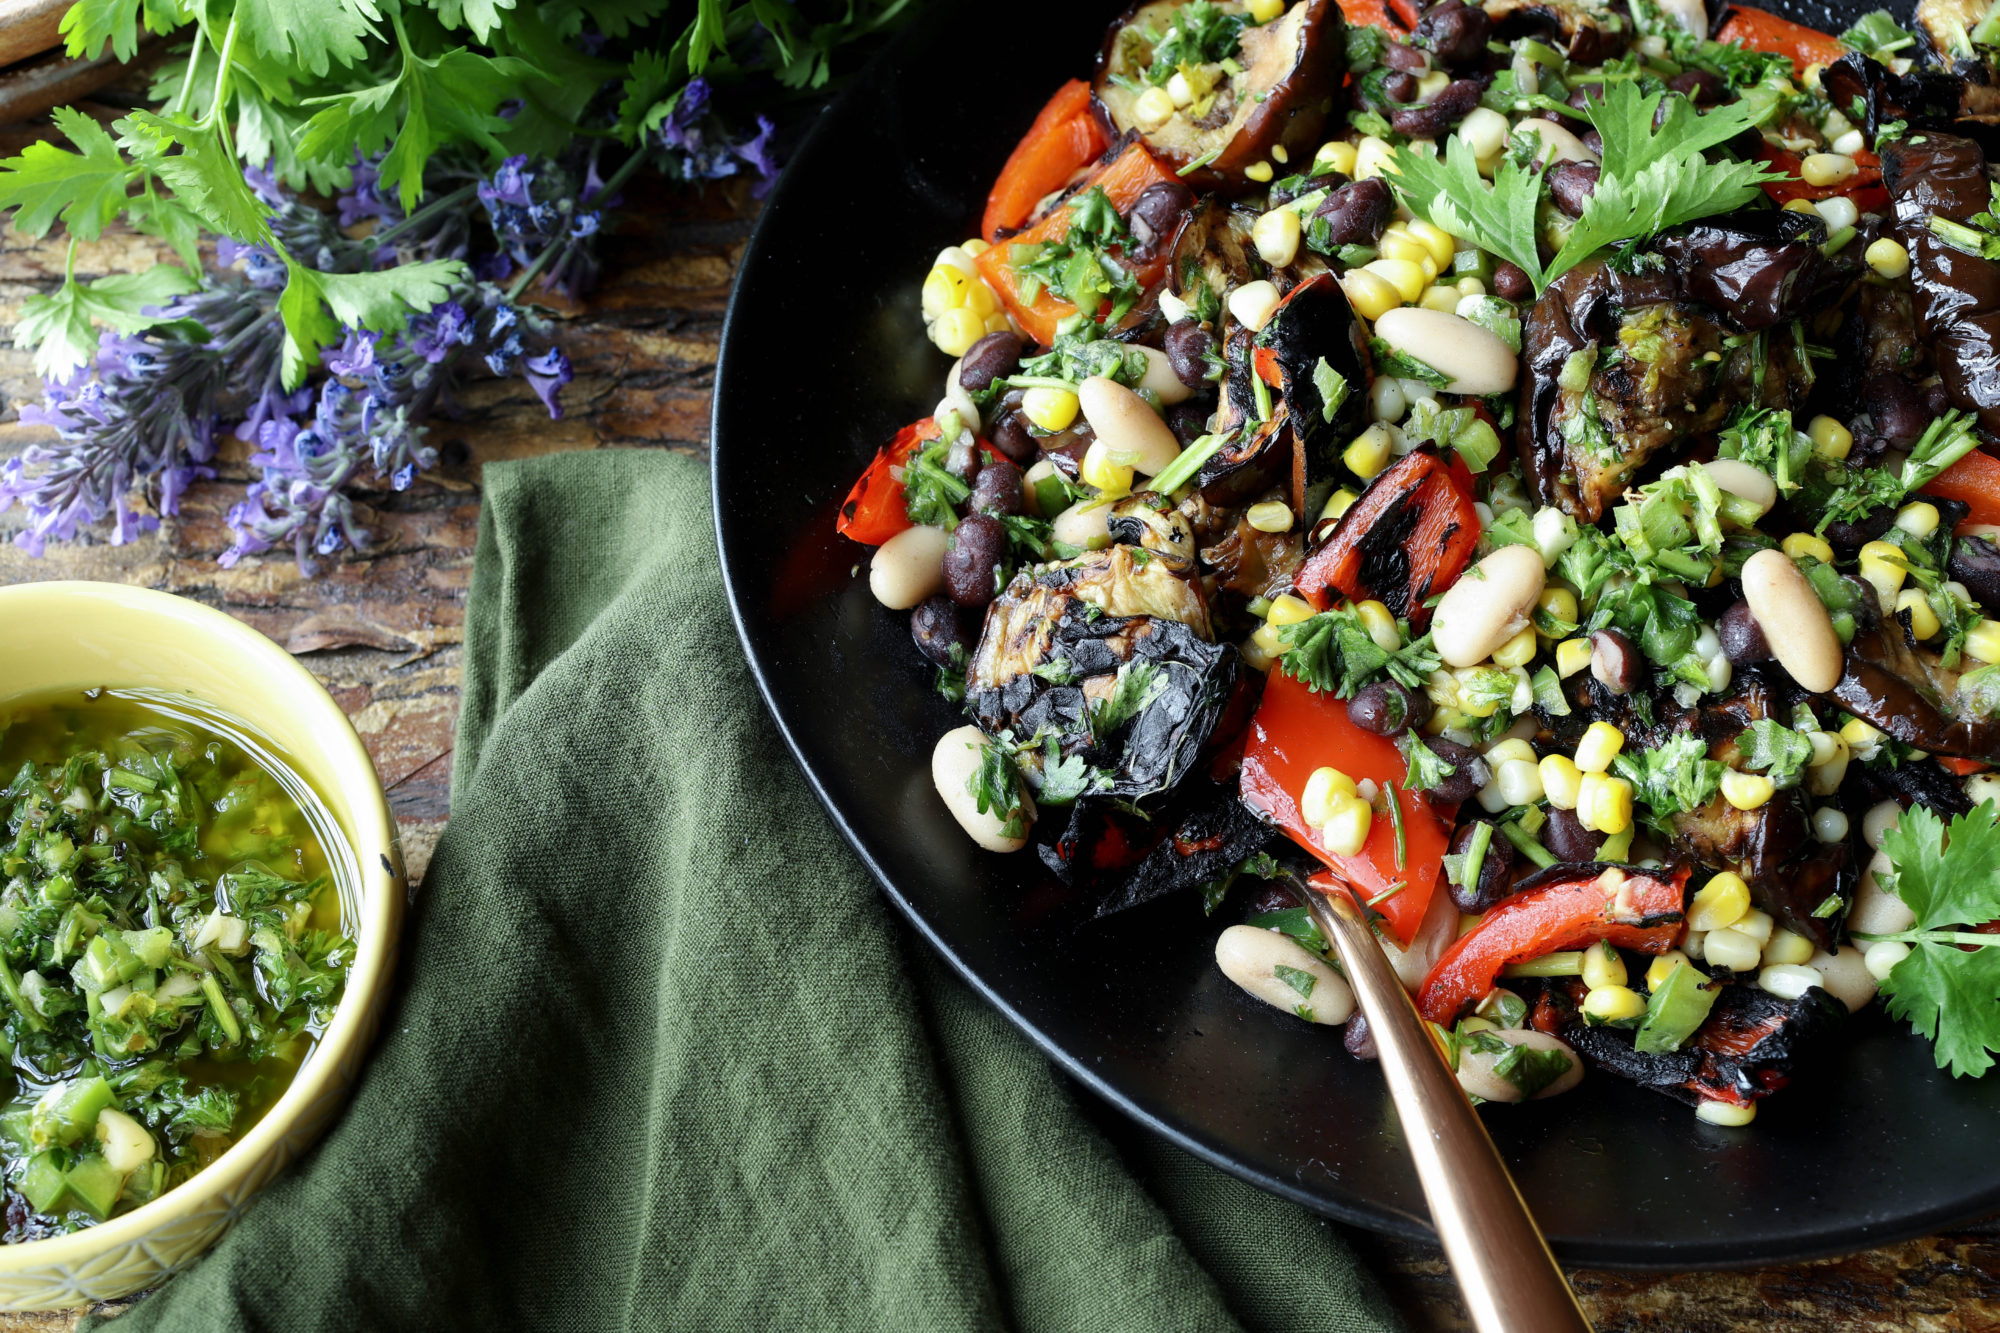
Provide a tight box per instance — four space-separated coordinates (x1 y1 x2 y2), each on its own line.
1484 0 1629 62
1880 132 2000 434
1095 0 1343 192
1095 781 1276 915
1827 614 2000 763
1252 272 1370 510
1292 446 1479 624
1197 410 1292 507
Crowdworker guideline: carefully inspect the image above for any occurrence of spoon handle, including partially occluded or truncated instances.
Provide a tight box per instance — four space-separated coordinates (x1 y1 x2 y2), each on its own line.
1302 886 1594 1333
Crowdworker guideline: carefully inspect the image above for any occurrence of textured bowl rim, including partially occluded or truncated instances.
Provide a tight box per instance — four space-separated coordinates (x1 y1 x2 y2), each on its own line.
0 580 404 1273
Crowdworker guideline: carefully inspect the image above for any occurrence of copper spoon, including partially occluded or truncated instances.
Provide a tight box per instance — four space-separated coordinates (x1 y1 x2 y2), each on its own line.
1285 877 1594 1333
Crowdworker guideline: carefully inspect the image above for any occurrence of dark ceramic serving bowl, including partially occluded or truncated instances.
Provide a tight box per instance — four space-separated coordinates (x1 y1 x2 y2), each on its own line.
713 0 2000 1268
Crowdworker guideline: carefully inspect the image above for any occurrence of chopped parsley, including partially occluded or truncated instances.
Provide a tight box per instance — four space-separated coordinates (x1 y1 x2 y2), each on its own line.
1010 187 1143 323
902 430 969 529
1869 801 2000 1077
1275 608 1440 698
1612 733 1725 826
1739 718 1814 789
1088 660 1169 741
968 737 1030 839
1143 1 1245 84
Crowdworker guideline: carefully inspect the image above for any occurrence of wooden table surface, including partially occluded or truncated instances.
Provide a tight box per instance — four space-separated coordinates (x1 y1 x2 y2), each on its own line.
2 145 1998 1333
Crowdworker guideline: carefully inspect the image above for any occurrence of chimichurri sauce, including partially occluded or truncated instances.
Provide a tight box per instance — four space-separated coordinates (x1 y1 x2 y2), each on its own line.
0 690 353 1240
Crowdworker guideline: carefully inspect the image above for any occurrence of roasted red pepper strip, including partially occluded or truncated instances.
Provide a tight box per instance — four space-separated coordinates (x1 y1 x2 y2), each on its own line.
1754 141 1889 213
1922 447 2000 530
975 142 1179 347
836 418 941 546
1417 863 1690 1023
1292 447 1481 626
1715 5 1849 72
981 80 1113 243
1382 0 1423 30
1239 668 1448 945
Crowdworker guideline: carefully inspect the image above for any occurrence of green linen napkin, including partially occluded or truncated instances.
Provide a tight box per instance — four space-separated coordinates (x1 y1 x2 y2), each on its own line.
90 450 1405 1332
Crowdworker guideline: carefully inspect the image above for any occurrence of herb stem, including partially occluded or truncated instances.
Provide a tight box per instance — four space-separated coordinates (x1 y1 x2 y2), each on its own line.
507 147 653 302
206 12 240 132
1854 929 2000 947
1499 818 1557 868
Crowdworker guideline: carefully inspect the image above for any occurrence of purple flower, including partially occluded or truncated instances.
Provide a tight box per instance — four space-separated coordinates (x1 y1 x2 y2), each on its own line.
337 156 402 229
404 303 475 364
734 115 783 195
522 348 572 418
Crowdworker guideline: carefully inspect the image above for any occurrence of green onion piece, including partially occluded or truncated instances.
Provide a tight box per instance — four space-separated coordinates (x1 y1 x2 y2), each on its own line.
1459 820 1494 894
1251 370 1274 423
1499 818 1557 868
107 768 157 793
1386 784 1406 870
1149 430 1232 496
200 974 242 1047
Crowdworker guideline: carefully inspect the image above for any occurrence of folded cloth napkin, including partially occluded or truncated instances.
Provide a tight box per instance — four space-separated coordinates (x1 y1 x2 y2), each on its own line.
89 450 1404 1332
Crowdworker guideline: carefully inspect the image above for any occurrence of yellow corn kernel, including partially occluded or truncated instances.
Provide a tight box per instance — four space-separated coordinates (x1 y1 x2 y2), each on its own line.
1583 774 1632 835
1376 226 1429 266
1322 791 1373 856
1646 951 1691 991
963 279 1001 319
1688 872 1751 932
1344 424 1394 481
1582 940 1628 991
1266 593 1317 626
1895 501 1941 539
1251 621 1286 657
1271 144 1290 164
1415 69 1451 100
1537 587 1579 632
1364 258 1427 303
1897 588 1943 640
1799 152 1858 187
1021 386 1079 433
1315 140 1359 176
1246 500 1295 533
1967 618 2000 664
1406 218 1458 268
1807 414 1852 461
1858 540 1908 597
1539 755 1582 810
1245 161 1274 183
1574 720 1625 774
1080 437 1134 494
1240 634 1275 672
984 312 1013 335
1419 284 1463 312
922 263 969 318
931 306 985 357
961 238 991 257
1556 637 1593 678
1720 769 1775 811
1764 929 1815 967
1781 531 1835 564
1354 134 1396 179
1582 985 1646 1024
1249 0 1286 23
1301 766 1359 827
1320 487 1359 522
1491 624 1538 669
1695 1100 1757 1126
1355 599 1400 652
1419 254 1440 281
1781 197 1821 215
1865 236 1910 279
1340 269 1403 321
1132 85 1177 133
1733 908 1775 946
1252 207 1303 267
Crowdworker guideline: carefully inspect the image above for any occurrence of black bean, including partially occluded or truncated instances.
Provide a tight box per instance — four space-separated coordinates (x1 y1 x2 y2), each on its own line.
1666 69 1727 105
1389 79 1482 139
1718 601 1770 663
1566 20 1628 64
1383 71 1420 103
1548 160 1599 219
1167 398 1214 446
1863 373 1927 447
1492 260 1532 301
1580 129 1604 157
1413 0 1491 67
942 514 1007 608
1314 178 1395 247
1926 381 1954 418
957 332 1022 395
989 408 1039 466
1541 807 1605 863
1425 738 1489 806
1823 503 1895 553
1590 628 1641 694
1564 82 1603 115
1951 533 2000 614
1447 819 1517 913
1383 40 1430 72
1164 319 1215 388
1344 1011 1379 1061
969 458 1023 517
910 594 973 667
1349 680 1423 736
1128 181 1195 261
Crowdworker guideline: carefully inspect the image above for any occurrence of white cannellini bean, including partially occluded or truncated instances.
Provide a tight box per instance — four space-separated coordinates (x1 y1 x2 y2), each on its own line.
1862 799 1903 850
1513 117 1599 165
1697 458 1777 517
1129 345 1194 406
1228 279 1282 333
868 525 949 609
938 357 980 431
1739 548 1843 692
1371 307 1518 395
930 725 1032 853
1215 925 1357 1025
1078 376 1180 476
1758 963 1825 1001
1456 1029 1584 1103
1966 772 2000 806
1809 946 1877 1012
1848 848 1915 935
1052 498 1114 551
1457 106 1510 159
1431 544 1547 667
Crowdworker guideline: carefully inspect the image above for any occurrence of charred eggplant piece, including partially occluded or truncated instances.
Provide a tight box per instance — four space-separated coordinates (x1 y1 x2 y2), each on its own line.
1485 0 1629 61
1648 210 1827 333
1820 51 1969 139
1197 411 1292 508
1251 272 1371 512
1095 0 1343 192
1880 133 2000 435
1107 493 1199 573
1827 614 2000 763
1170 197 1264 316
1525 976 1845 1109
1198 504 1304 603
1293 445 1480 625
1095 783 1276 915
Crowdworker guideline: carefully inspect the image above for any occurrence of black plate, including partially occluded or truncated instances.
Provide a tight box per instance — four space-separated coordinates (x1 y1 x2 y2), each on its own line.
712 0 2000 1268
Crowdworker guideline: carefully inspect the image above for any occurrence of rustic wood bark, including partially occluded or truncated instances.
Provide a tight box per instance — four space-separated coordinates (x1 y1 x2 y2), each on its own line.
0 122 1996 1333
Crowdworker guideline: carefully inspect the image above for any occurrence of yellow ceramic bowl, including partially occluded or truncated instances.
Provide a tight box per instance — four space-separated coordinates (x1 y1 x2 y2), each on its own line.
0 581 405 1308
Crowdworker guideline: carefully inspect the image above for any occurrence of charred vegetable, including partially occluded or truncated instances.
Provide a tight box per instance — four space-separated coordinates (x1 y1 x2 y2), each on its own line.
1879 133 2000 435
1293 446 1479 623
1250 273 1369 512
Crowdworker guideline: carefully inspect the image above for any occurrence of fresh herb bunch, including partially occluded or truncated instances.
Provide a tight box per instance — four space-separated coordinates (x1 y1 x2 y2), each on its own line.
1 0 913 570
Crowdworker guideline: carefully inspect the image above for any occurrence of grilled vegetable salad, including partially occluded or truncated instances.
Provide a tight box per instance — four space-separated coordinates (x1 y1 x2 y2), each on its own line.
840 0 2000 1124
0 693 351 1237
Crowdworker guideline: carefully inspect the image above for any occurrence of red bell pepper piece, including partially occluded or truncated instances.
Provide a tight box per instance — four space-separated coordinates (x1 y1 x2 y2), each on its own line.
1382 0 1423 29
1715 5 1850 72
1292 447 1481 625
1753 141 1888 214
1941 756 1991 776
981 80 1113 242
975 142 1180 347
1336 0 1408 29
1922 447 2000 530
836 418 941 546
1416 863 1690 1023
1239 668 1449 945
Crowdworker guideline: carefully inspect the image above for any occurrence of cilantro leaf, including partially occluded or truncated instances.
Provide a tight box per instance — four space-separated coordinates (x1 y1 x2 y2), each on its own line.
1400 733 1466 794
1388 135 1546 289
119 112 273 244
1038 737 1112 805
277 259 468 388
1880 946 2000 1079
14 266 199 382
1547 154 1775 284
1274 963 1317 1001
901 433 969 529
1491 1039 1575 1097
1873 802 2000 1077
1739 719 1813 789
1312 357 1351 423
0 107 133 241
1090 660 1169 740
60 0 184 62
968 736 1029 840
1611 733 1724 823
1879 802 2000 932
433 0 518 40
236 0 381 78
1246 908 1329 955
